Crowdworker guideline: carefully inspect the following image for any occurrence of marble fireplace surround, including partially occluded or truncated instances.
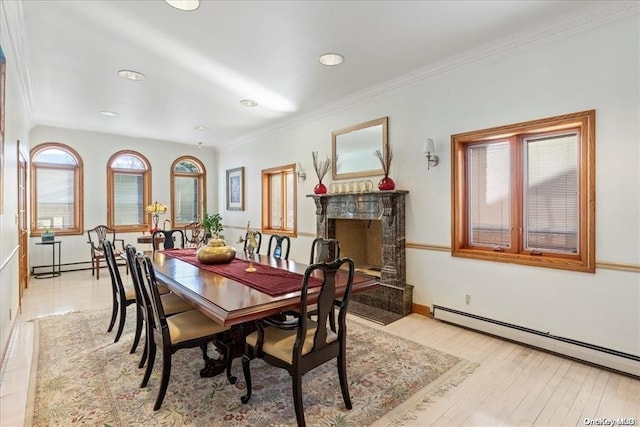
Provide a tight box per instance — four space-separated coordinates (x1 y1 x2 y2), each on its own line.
307 190 412 323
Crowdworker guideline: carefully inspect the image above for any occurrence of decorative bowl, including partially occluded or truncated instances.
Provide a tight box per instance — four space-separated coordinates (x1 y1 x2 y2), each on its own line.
196 237 236 264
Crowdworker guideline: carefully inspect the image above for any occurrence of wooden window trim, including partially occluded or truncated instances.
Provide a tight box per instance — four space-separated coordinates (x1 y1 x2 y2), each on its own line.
106 150 151 233
451 110 595 273
170 156 206 227
29 143 84 236
261 163 297 237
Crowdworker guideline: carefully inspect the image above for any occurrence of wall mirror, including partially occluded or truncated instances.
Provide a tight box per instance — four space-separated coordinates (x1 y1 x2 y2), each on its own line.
332 116 388 180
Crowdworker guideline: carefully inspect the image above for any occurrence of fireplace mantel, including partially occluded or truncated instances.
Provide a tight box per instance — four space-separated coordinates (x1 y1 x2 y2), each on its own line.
307 190 412 321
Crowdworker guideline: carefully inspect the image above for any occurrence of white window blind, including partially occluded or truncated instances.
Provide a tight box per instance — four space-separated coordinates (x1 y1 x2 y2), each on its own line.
468 141 511 248
36 167 75 229
113 173 144 226
524 132 579 254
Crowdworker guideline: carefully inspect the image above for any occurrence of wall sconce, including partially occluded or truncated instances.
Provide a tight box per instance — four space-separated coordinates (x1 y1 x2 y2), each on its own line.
423 138 439 170
296 163 307 182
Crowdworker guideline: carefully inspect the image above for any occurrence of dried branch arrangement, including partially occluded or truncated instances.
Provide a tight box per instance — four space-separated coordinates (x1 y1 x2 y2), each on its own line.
312 151 331 182
375 148 393 176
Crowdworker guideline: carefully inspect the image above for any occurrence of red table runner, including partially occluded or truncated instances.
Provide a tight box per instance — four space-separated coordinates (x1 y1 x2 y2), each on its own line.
161 249 322 296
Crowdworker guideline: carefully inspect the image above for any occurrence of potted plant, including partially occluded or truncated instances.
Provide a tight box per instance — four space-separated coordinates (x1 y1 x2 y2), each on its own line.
202 212 223 238
197 213 236 264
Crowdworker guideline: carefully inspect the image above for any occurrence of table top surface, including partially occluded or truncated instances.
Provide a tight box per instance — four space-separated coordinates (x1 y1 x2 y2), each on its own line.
149 250 379 327
35 240 61 245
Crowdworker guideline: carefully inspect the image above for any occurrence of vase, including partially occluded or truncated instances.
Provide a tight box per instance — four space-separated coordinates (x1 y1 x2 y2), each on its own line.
196 237 236 264
314 182 328 194
378 175 395 191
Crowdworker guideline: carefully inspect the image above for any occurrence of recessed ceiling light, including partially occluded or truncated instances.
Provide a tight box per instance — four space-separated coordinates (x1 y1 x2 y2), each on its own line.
118 69 146 81
240 99 258 108
194 125 208 131
319 53 344 66
100 111 119 117
165 0 200 11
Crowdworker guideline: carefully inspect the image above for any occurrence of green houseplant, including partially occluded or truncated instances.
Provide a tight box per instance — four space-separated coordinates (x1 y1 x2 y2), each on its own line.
197 212 235 264
202 212 223 238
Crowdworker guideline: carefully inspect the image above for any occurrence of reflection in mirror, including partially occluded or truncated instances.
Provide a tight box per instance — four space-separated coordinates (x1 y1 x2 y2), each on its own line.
332 117 388 180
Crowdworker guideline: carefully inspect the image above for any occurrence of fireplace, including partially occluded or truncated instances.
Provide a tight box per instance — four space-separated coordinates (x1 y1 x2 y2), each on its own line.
308 190 412 323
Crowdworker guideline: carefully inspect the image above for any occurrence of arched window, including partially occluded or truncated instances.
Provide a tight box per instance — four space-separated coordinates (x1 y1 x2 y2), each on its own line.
171 156 206 227
107 151 151 232
30 143 84 235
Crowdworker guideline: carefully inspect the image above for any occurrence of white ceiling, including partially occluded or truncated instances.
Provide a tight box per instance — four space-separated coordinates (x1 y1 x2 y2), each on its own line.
15 0 599 149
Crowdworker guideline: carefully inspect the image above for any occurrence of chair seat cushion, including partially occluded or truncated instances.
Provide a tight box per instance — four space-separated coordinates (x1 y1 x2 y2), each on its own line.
246 320 338 364
167 310 229 345
161 293 193 315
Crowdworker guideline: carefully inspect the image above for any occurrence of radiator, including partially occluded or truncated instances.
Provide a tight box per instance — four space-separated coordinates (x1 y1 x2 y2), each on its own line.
432 305 640 378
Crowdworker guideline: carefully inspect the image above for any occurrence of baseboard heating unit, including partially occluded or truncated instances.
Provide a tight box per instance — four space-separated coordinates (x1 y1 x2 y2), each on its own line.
432 305 639 378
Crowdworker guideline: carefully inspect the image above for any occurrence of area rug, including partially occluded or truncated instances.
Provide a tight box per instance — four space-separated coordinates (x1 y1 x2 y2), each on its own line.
26 307 476 426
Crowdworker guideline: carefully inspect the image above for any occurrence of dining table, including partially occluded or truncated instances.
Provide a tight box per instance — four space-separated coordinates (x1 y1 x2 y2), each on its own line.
150 248 379 327
148 248 379 376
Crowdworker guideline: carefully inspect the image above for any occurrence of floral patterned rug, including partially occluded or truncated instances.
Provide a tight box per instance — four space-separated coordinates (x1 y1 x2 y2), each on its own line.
26 308 476 426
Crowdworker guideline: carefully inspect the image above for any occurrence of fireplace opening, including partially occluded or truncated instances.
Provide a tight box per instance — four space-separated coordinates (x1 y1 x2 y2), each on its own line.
335 219 382 278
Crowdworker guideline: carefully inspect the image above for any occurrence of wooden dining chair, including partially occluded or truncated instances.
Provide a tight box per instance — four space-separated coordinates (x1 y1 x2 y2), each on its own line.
183 222 206 248
241 257 356 427
308 238 342 328
243 230 262 254
267 234 291 260
151 229 185 250
309 237 341 264
124 244 193 367
103 239 141 345
87 225 127 279
136 253 236 410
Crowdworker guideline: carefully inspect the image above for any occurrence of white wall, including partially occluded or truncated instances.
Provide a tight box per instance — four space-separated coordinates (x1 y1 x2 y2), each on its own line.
218 13 640 356
28 126 219 267
0 2 31 359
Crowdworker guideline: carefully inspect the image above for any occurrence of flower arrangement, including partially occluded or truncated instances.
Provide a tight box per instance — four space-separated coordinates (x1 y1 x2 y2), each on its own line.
145 201 168 233
375 148 393 177
375 148 395 190
312 151 331 194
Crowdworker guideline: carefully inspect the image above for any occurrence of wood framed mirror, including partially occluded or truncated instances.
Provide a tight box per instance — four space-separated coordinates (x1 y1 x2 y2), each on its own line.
331 116 388 180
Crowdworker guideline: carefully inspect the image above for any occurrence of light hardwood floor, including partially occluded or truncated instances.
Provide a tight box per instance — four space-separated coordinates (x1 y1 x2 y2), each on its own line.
1 269 638 426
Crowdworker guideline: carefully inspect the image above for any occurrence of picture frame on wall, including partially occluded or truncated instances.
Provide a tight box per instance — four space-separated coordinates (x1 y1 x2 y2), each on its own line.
226 166 244 211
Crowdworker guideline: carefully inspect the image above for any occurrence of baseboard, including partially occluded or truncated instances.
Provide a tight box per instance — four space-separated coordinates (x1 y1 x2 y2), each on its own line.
412 303 431 317
432 305 639 378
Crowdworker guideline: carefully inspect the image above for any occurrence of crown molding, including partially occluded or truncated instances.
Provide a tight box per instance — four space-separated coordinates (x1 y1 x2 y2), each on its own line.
224 1 639 150
1 0 33 126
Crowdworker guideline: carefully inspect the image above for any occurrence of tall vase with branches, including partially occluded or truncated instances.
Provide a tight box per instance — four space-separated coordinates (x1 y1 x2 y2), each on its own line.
375 148 395 190
312 151 331 194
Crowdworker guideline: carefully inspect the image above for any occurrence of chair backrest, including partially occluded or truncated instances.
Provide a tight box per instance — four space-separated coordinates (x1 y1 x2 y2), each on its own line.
88 225 116 251
297 257 355 354
152 229 185 250
267 234 291 260
103 238 125 299
310 238 341 264
136 253 169 344
125 244 147 313
183 222 206 248
243 230 262 254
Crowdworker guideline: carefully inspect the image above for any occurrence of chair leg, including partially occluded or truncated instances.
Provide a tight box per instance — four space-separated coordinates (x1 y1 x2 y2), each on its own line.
130 305 143 353
292 371 306 427
337 351 352 409
240 354 253 404
96 258 100 280
154 351 172 411
91 258 96 276
107 296 118 333
138 334 148 369
113 300 127 343
141 340 156 388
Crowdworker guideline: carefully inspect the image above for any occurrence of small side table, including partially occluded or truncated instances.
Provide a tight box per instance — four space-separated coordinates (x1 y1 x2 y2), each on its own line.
35 240 62 279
